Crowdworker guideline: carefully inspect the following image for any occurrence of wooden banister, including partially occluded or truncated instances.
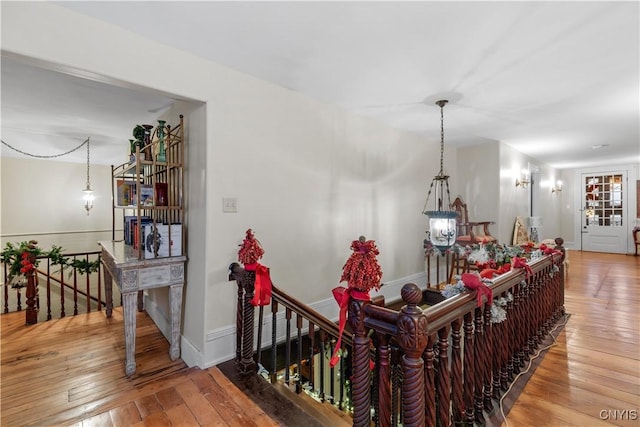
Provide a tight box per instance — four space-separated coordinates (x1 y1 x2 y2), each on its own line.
230 241 566 427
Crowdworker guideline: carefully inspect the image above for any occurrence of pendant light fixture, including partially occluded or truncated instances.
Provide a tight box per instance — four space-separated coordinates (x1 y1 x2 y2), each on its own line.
422 100 457 251
83 137 94 215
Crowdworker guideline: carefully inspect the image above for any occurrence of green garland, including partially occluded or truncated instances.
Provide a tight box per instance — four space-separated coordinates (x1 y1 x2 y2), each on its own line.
1 241 100 287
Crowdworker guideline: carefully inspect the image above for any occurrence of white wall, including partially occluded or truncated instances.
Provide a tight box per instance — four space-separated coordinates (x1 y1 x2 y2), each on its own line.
2 2 438 367
455 141 562 245
1 157 113 251
455 141 500 234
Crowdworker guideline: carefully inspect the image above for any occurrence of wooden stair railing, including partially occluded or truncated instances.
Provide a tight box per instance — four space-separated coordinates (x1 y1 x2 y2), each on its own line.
229 262 373 409
3 250 108 323
230 245 565 427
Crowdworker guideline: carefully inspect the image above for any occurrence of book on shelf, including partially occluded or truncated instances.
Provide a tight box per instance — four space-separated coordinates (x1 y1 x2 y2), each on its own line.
116 180 137 206
123 215 150 245
155 182 168 206
143 223 182 259
137 184 154 206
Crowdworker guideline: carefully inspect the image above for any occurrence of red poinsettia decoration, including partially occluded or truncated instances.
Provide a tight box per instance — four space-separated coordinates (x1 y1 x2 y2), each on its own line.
20 252 34 274
237 229 271 307
330 236 383 368
238 229 264 265
340 236 383 292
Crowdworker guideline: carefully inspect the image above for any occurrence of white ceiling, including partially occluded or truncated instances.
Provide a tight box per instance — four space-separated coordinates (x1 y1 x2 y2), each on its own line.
2 1 639 168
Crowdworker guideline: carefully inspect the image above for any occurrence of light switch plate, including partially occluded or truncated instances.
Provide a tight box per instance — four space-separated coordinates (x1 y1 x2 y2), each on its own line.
223 197 238 213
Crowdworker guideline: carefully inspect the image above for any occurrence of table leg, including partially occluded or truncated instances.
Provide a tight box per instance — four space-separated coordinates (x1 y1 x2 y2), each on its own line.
169 284 183 360
103 263 113 318
122 291 137 376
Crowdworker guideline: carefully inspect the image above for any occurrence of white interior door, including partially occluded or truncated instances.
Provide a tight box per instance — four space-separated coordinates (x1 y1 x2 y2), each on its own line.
580 171 628 253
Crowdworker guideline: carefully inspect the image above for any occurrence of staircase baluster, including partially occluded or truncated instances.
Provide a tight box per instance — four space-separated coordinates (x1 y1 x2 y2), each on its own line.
59 264 65 318
463 312 475 424
483 302 494 412
436 326 451 427
285 307 292 384
72 267 78 316
473 306 485 425
329 338 335 403
256 305 264 367
296 313 302 393
450 318 464 423
308 322 315 391
270 299 278 383
376 332 390 427
319 330 326 401
46 261 52 320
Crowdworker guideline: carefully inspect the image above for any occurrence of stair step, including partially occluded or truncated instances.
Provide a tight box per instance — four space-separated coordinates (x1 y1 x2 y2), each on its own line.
218 359 347 427
273 382 352 427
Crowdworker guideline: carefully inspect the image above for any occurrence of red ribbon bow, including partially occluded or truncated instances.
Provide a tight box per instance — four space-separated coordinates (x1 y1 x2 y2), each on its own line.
329 286 370 367
479 268 500 279
512 257 533 280
539 244 562 256
245 263 272 306
480 262 511 279
462 273 493 307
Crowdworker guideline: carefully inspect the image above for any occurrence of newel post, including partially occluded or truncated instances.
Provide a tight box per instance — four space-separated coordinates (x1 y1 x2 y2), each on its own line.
350 297 372 427
397 283 428 427
228 262 256 374
25 254 38 325
229 229 272 376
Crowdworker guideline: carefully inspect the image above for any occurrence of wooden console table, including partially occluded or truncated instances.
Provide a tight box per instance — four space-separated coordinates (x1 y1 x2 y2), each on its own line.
99 240 187 376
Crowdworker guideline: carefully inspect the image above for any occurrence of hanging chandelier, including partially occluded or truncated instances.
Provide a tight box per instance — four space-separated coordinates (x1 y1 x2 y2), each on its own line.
83 137 94 215
422 100 457 251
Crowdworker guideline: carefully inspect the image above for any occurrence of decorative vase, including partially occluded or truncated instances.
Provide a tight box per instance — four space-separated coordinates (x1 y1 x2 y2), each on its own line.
142 124 154 160
156 120 166 162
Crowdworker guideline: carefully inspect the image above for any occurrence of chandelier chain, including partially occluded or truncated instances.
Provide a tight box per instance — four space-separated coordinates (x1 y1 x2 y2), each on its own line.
439 102 445 175
1 137 90 159
86 138 91 189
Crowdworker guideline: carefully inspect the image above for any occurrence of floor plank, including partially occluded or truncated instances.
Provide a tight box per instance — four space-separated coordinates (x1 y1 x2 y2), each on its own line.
502 251 640 426
0 307 277 427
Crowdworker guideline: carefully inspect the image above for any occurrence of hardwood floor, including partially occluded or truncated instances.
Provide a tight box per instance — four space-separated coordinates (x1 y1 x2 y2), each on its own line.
503 250 640 426
0 308 279 427
1 250 638 426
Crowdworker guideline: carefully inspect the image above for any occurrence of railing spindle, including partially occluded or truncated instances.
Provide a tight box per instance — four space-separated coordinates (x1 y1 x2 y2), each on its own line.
285 307 291 385
296 313 302 393
463 312 475 424
450 317 464 422
270 299 278 383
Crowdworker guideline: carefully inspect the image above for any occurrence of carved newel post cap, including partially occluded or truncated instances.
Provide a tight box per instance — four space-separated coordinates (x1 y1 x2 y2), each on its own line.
401 283 422 306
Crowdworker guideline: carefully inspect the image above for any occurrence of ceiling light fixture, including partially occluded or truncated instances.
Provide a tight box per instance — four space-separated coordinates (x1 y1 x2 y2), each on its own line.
422 100 457 251
83 137 94 215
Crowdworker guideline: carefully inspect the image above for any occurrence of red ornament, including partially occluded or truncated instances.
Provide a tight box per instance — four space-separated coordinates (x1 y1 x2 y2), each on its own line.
340 236 383 293
330 236 383 368
238 229 264 265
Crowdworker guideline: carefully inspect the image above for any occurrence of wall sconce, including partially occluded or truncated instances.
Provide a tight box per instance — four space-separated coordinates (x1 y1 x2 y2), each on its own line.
552 180 563 194
515 170 530 188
